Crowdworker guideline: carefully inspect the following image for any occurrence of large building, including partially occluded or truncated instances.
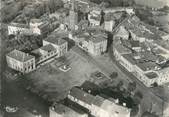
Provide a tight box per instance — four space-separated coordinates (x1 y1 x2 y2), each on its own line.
6 49 36 73
8 22 32 35
43 35 68 57
31 44 58 66
29 18 44 35
69 29 107 55
113 16 169 87
49 103 88 117
68 87 131 117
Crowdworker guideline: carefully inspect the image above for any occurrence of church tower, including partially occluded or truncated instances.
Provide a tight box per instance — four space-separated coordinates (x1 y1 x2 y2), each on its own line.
69 0 78 30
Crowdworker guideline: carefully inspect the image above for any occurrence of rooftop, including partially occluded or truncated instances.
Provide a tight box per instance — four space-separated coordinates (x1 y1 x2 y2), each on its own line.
50 103 86 116
69 87 130 115
9 22 30 28
145 72 158 79
123 16 162 40
40 44 56 52
89 36 107 43
130 40 140 48
99 99 130 115
74 29 107 43
122 54 136 65
136 61 160 71
30 18 42 23
7 49 35 62
69 87 95 105
45 35 67 45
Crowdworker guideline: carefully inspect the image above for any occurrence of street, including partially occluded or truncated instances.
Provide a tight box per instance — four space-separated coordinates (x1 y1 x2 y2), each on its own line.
72 45 164 116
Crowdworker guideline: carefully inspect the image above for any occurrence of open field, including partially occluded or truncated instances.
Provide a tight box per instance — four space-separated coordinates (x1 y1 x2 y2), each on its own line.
25 49 100 101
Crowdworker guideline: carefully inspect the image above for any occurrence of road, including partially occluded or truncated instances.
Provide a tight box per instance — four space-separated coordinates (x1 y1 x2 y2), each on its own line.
72 44 164 116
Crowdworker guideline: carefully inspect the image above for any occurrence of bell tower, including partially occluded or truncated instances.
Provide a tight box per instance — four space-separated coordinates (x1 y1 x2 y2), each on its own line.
69 0 78 30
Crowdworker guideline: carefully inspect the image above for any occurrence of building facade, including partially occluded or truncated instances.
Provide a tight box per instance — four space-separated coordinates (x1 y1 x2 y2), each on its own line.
6 49 36 73
49 103 88 117
31 44 59 66
8 23 32 35
68 87 131 117
77 34 107 55
43 37 68 57
29 18 43 35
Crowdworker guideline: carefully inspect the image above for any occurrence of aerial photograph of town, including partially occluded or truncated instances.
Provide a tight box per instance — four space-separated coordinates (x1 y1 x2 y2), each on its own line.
0 0 169 117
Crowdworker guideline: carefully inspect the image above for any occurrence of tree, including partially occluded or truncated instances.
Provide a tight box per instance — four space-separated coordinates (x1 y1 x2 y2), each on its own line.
151 82 158 87
131 105 139 117
48 0 63 13
110 72 118 79
127 82 137 93
117 80 124 89
133 91 143 104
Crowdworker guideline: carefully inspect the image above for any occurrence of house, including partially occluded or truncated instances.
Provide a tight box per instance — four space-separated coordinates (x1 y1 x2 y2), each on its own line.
8 22 32 35
29 18 43 35
43 35 68 57
68 87 131 117
49 8 68 20
49 103 88 117
88 15 101 26
6 49 36 73
115 26 129 40
103 13 115 32
77 31 107 55
31 44 58 66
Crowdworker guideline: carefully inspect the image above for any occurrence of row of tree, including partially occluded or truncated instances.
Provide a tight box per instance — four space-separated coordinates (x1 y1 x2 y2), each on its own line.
1 0 64 23
89 0 135 7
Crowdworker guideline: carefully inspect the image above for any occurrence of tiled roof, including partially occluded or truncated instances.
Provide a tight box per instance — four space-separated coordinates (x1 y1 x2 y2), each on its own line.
89 35 107 43
69 87 95 105
136 61 159 71
45 35 67 45
40 44 56 52
51 103 85 116
100 99 130 115
30 18 42 23
69 87 130 115
7 49 35 62
9 22 30 28
145 72 158 79
130 40 140 48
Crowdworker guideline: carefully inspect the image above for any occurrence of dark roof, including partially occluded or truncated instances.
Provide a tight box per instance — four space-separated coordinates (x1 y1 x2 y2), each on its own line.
7 49 35 62
51 103 85 115
130 40 140 48
45 36 67 45
92 95 105 107
81 81 100 91
69 87 95 105
40 44 56 52
90 36 107 43
137 61 159 71
145 72 158 79
122 54 136 65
